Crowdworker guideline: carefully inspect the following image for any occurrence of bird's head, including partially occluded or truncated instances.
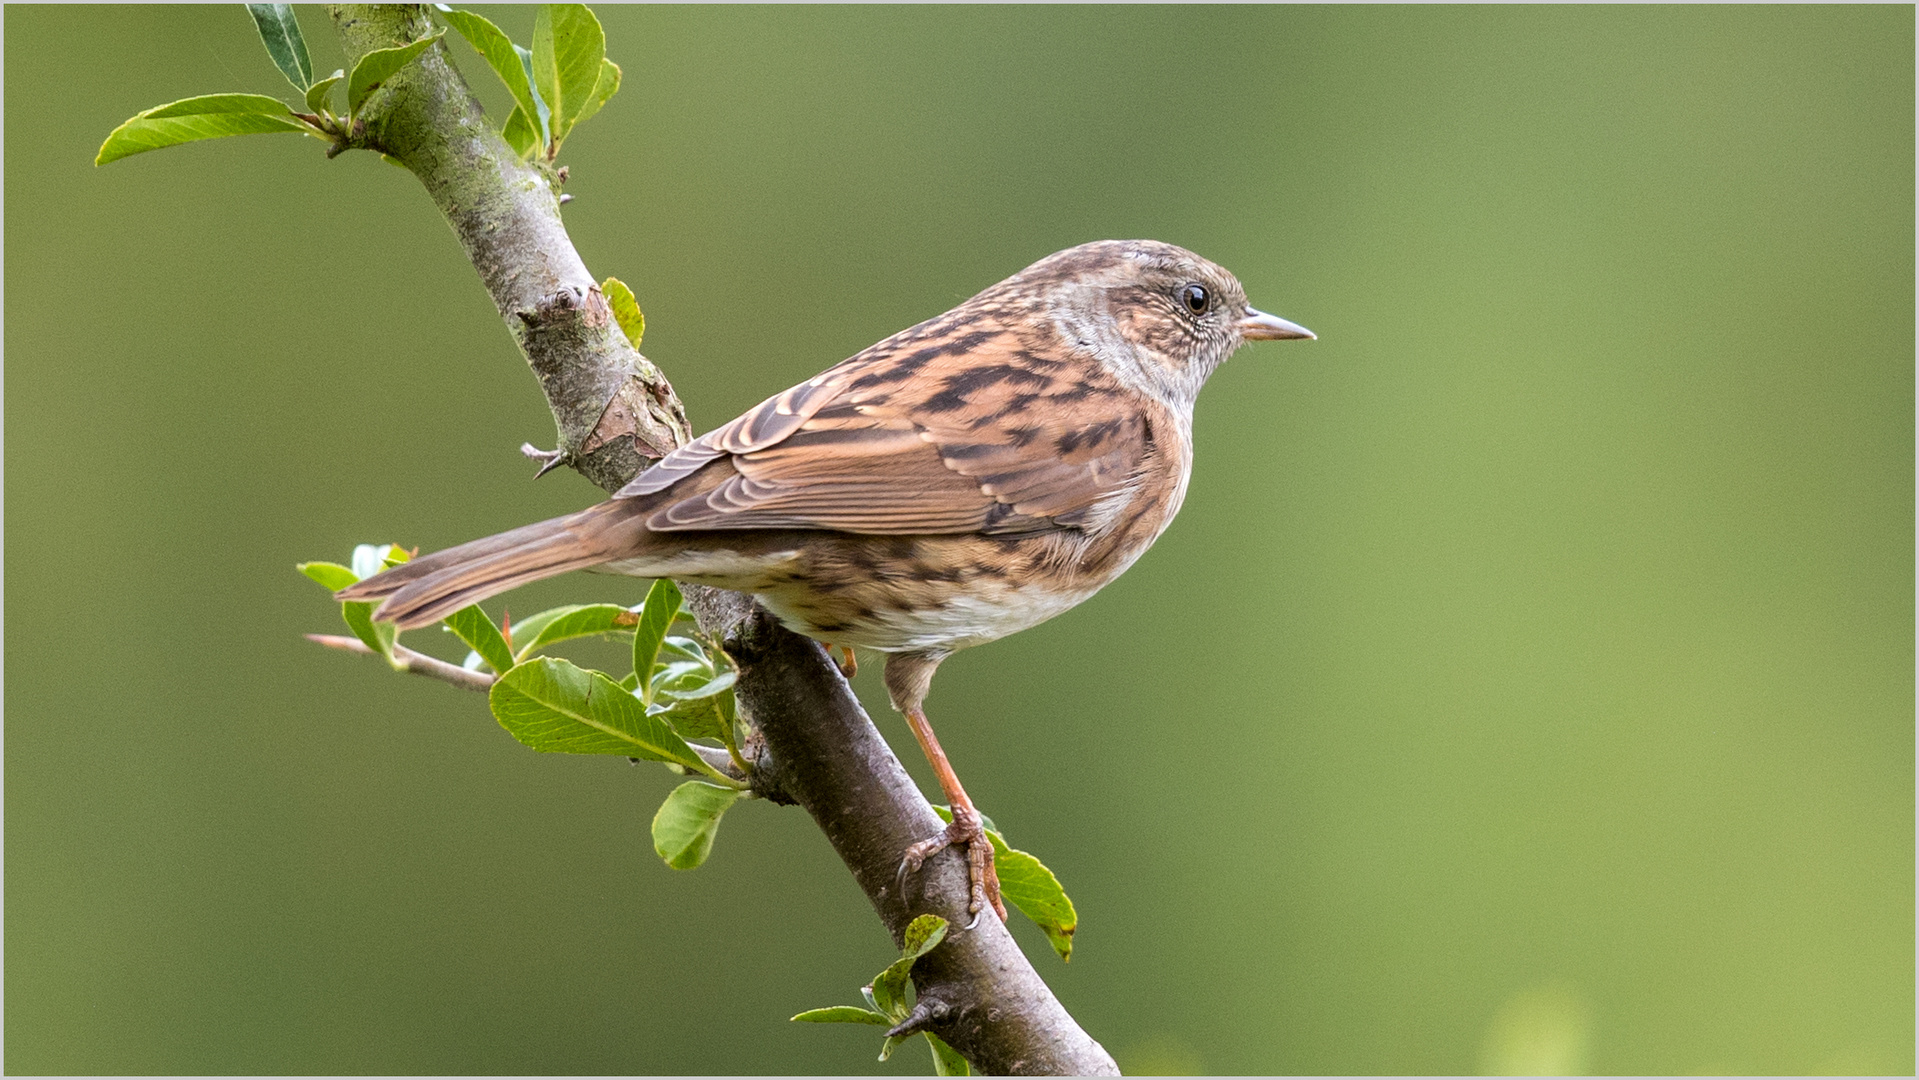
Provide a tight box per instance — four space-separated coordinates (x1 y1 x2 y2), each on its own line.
1005 239 1313 411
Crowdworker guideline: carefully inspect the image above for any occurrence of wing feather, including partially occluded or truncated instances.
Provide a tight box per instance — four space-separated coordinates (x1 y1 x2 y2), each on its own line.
619 311 1163 536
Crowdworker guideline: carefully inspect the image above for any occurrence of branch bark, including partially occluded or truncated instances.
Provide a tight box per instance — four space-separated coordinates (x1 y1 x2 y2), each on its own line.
326 6 1117 1074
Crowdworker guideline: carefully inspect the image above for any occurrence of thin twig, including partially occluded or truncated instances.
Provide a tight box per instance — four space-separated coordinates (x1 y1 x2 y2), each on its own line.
306 633 495 691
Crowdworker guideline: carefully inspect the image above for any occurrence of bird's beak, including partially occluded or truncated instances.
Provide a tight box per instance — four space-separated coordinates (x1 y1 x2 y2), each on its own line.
1239 307 1315 341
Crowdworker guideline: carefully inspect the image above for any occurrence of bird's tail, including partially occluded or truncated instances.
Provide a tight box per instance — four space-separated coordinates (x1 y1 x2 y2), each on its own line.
336 500 650 629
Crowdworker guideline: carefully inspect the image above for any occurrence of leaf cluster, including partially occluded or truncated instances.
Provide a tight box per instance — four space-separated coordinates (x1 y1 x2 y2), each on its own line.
96 4 622 171
299 548 752 869
792 915 972 1075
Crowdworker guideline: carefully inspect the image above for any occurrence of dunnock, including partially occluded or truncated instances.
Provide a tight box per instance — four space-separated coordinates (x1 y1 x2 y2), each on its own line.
340 239 1313 921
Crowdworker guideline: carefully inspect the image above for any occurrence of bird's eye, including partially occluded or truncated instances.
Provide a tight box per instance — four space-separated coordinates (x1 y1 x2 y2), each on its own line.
1180 283 1210 315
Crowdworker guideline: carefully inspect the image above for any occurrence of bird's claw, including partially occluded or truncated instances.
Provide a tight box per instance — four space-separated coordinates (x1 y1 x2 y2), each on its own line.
896 809 1005 925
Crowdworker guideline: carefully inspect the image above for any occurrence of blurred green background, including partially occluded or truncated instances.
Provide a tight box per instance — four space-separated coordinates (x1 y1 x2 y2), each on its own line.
6 5 1912 1075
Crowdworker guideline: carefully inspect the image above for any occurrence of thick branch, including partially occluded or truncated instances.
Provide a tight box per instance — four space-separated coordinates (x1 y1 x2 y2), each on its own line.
330 4 687 492
327 6 1115 1073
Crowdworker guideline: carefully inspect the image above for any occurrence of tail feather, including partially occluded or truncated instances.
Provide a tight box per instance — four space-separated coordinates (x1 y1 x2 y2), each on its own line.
336 502 642 630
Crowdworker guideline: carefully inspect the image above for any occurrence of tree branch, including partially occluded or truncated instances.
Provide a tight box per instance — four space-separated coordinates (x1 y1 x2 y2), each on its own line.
326 6 1116 1073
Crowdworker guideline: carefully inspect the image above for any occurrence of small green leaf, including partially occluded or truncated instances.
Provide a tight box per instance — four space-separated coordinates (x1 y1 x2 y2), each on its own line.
490 656 707 768
569 57 621 131
341 599 399 664
651 780 742 869
631 578 679 696
878 1034 907 1062
299 558 397 662
434 5 540 124
601 276 645 349
532 4 605 142
927 1033 971 1076
992 841 1077 961
246 4 313 90
96 94 313 166
501 104 539 157
653 696 727 744
516 44 552 146
900 913 950 961
305 69 343 114
660 635 709 666
932 809 1077 961
514 603 634 659
298 561 358 592
870 913 949 1013
650 660 708 698
790 1006 890 1026
443 606 515 674
347 29 445 114
664 669 736 703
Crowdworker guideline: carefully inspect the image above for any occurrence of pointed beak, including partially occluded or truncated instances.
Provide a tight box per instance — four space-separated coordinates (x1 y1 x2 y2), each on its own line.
1238 307 1316 341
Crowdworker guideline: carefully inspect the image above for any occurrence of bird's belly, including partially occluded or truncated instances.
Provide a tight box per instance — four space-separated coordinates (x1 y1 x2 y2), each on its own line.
757 577 1103 654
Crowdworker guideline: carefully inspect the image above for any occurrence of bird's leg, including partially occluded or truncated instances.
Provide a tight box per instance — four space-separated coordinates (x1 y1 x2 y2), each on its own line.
837 645 858 679
898 704 1006 926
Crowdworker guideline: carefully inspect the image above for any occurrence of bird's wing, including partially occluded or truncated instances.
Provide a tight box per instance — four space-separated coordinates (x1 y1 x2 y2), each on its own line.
623 318 1158 535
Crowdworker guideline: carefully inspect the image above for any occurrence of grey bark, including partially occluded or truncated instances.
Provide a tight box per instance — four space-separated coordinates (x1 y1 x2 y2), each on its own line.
326 6 1117 1075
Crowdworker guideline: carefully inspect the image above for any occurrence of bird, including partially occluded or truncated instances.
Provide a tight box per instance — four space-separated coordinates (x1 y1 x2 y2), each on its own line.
338 239 1313 922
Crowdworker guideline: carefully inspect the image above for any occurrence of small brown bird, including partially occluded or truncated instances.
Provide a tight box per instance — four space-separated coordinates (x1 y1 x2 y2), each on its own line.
340 240 1312 921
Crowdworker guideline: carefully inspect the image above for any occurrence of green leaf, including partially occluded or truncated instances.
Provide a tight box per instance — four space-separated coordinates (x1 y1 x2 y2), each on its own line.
660 635 709 666
96 94 313 166
650 660 708 698
341 599 399 663
870 915 948 1020
247 4 313 90
516 44 552 147
532 4 604 142
297 561 358 592
601 276 645 349
927 1033 971 1076
992 840 1077 961
433 5 540 124
662 669 737 703
501 104 539 157
514 603 634 660
933 808 1078 961
900 912 950 961
878 1034 907 1062
653 696 727 744
298 559 396 663
790 1006 890 1026
443 606 515 674
651 780 742 869
569 57 621 131
631 578 679 696
489 656 706 767
347 29 445 115
305 69 343 114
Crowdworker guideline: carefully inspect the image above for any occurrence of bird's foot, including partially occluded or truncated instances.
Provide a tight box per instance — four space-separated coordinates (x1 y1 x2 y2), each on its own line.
836 645 858 678
898 805 1005 928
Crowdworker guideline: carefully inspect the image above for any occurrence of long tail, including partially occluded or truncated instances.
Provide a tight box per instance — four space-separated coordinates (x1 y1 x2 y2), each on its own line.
336 501 648 629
